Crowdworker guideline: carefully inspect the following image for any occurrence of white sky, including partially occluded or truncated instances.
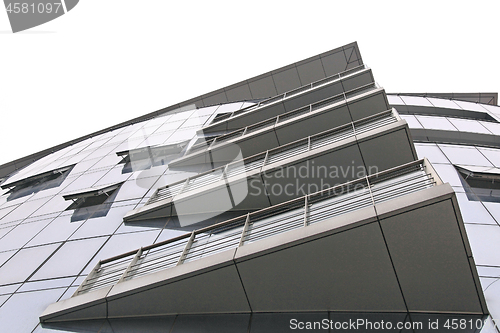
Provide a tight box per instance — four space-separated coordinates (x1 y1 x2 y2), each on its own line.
0 1 499 167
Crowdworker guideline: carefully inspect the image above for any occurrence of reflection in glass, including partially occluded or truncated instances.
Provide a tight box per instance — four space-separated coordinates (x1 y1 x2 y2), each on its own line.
457 166 500 203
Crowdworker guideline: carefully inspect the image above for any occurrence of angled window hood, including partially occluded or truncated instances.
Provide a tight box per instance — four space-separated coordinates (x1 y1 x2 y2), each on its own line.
1 164 74 201
63 183 123 222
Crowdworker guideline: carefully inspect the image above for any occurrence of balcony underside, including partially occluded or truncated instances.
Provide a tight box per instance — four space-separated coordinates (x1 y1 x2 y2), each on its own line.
40 183 487 322
123 120 416 223
202 68 376 134
170 89 390 169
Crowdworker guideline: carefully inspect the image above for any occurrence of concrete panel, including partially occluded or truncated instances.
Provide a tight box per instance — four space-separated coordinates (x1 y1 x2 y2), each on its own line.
321 51 348 77
40 286 111 322
296 59 326 86
251 312 327 333
249 76 278 100
107 264 250 317
283 81 344 112
236 222 406 312
202 91 228 107
348 91 389 121
227 103 286 132
358 129 416 175
275 105 352 145
226 84 253 102
263 144 365 205
380 199 484 313
236 130 280 157
172 314 250 333
341 70 374 92
272 67 302 94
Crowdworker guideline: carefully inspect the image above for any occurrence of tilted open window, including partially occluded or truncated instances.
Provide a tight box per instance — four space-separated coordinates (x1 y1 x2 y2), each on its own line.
63 183 123 222
117 142 188 174
0 165 74 201
456 165 500 203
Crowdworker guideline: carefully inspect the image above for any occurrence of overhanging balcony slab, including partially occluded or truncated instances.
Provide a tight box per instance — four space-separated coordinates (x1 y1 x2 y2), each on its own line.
379 198 484 314
124 120 415 223
124 120 417 221
202 67 375 134
39 286 111 322
40 168 488 322
170 89 390 169
105 249 250 318
235 220 406 312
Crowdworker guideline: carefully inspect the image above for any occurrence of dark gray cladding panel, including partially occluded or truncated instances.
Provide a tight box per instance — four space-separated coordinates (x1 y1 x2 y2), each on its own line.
348 91 389 121
172 314 250 333
282 80 344 112
296 58 326 86
262 144 365 206
46 302 107 322
106 264 250 317
380 199 484 313
248 75 278 100
272 67 302 95
274 105 352 145
235 221 407 312
321 49 351 77
358 128 416 175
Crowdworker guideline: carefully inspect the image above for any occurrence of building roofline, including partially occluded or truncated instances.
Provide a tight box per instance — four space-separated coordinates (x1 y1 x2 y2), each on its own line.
0 42 361 179
388 92 498 106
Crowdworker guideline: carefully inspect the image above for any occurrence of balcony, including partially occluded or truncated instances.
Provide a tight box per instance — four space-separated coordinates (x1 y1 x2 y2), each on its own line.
201 65 376 134
40 159 487 322
170 87 390 169
123 109 416 224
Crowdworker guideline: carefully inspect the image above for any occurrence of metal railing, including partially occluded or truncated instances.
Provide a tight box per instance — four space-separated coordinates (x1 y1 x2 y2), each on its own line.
74 159 438 296
148 109 398 205
205 65 369 127
187 81 378 156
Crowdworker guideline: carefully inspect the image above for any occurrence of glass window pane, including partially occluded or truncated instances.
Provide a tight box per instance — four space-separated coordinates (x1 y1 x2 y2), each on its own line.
400 115 423 129
427 97 461 109
456 193 496 225
431 163 463 187
386 95 405 105
414 143 449 164
477 147 500 168
415 116 457 131
465 224 500 266
447 118 491 134
0 243 60 285
454 100 488 112
399 96 433 106
0 288 66 333
480 121 500 135
26 214 80 247
439 144 493 167
30 237 108 280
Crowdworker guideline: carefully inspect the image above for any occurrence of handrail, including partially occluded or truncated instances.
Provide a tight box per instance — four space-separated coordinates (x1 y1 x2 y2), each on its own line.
148 108 397 205
202 65 369 131
191 80 377 154
74 158 437 296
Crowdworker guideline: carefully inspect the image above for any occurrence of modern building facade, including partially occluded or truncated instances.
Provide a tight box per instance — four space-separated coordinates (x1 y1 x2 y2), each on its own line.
0 42 498 332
